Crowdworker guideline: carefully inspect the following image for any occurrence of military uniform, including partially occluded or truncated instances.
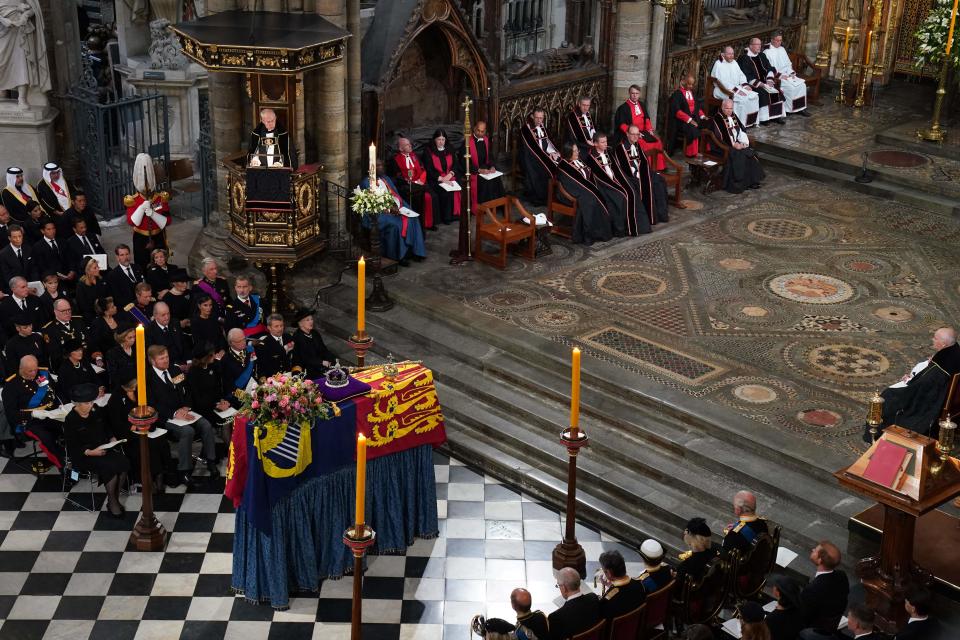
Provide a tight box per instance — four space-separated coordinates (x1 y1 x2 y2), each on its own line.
5 332 48 373
221 347 257 408
515 610 549 640
42 319 87 371
225 295 266 336
125 192 170 266
192 277 231 319
255 332 293 381
600 576 647 620
675 547 719 585
638 565 673 594
1 372 64 469
721 515 769 554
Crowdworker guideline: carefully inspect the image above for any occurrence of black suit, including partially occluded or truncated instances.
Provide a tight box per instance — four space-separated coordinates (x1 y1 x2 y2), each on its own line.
255 332 293 380
64 233 106 275
799 570 849 633
106 263 144 308
0 295 43 336
896 618 942 640
31 237 69 278
547 592 602 640
147 364 216 471
766 606 805 640
145 320 187 365
0 243 35 288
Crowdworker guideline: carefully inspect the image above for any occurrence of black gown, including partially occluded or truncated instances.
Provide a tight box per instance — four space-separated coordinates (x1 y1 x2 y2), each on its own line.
462 135 505 208
57 361 103 402
190 313 226 352
556 160 612 245
519 122 558 206
613 143 656 233
565 109 597 157
75 278 111 324
583 150 630 237
881 343 960 435
291 329 337 380
737 52 786 120
421 145 460 225
248 123 297 169
87 317 120 360
709 113 765 193
64 407 130 484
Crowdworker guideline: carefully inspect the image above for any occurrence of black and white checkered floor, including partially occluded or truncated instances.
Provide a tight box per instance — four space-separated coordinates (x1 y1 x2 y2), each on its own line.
0 450 646 640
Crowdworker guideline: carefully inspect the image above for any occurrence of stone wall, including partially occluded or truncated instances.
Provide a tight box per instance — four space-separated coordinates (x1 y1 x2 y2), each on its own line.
611 1 653 105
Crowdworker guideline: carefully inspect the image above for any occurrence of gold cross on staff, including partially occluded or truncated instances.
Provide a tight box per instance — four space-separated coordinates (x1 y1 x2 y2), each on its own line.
461 95 473 111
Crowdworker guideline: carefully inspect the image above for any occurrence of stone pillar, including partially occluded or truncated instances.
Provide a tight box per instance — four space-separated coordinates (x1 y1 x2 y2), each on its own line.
314 0 349 240
646 5 667 126
115 0 152 62
207 0 242 226
42 0 82 175
813 0 838 67
347 0 362 186
610 2 652 121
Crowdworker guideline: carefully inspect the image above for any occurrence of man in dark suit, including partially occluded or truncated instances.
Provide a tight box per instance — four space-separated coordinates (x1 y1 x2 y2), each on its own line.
798 541 849 639
846 604 884 640
146 344 217 487
61 191 102 240
896 587 943 640
0 225 35 290
548 567 602 640
254 313 293 381
0 277 43 336
105 244 144 308
510 588 549 640
31 220 72 281
598 549 645 621
145 302 187 368
64 217 106 276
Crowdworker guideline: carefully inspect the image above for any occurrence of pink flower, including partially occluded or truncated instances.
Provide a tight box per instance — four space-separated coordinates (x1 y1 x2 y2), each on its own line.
265 394 277 403
251 401 260 409
279 397 290 408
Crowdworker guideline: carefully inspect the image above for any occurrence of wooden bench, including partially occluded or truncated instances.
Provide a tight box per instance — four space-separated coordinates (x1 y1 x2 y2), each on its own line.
646 148 686 208
546 178 577 239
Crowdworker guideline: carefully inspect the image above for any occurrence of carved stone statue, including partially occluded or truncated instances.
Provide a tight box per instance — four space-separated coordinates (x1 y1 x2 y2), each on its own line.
703 2 770 33
149 18 187 70
505 43 596 80
0 0 51 107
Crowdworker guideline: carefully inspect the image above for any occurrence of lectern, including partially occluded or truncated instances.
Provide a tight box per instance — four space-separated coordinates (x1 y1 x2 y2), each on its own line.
835 426 960 633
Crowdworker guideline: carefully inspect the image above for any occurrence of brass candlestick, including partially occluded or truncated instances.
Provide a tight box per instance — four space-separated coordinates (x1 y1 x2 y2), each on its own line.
129 405 167 551
866 390 884 443
917 55 951 142
836 60 849 104
854 62 871 108
552 427 589 577
343 524 376 640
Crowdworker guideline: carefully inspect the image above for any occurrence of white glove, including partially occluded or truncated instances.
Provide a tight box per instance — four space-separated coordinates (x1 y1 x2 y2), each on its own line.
249 156 262 168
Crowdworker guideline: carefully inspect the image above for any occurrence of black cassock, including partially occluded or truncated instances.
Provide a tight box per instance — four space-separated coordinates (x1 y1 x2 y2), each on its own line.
421 145 460 225
556 160 612 246
709 113 765 194
462 135 505 208
613 143 657 233
248 123 297 169
737 52 785 120
519 122 558 206
881 344 960 436
565 109 597 157
666 88 707 155
582 150 629 237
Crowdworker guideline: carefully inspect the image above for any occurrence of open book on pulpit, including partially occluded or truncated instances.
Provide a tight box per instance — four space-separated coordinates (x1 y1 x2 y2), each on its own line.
841 426 950 501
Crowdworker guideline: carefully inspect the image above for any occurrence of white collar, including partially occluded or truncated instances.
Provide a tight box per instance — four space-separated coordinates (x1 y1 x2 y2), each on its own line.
814 569 834 577
155 322 167 330
854 633 874 639
747 50 759 57
907 616 928 624
153 365 170 378
564 591 582 602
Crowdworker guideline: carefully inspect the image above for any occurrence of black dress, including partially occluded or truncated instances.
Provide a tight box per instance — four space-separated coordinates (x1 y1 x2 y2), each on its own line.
75 278 111 324
105 391 172 483
57 361 103 402
186 362 227 425
64 407 130 484
145 263 178 296
190 313 226 352
105 346 135 389
291 329 337 380
87 317 120 359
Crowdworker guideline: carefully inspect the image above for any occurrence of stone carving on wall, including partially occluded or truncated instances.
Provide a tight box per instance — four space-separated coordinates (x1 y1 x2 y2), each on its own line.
0 0 51 107
149 18 187 70
504 43 597 81
703 2 771 34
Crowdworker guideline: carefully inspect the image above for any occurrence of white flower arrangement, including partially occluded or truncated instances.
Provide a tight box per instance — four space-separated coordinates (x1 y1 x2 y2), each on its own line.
350 182 398 216
914 0 960 73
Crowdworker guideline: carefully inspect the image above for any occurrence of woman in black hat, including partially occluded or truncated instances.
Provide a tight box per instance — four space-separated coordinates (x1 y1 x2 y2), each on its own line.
739 601 771 640
64 382 130 517
159 268 193 328
105 326 136 390
105 371 172 492
674 517 719 585
764 575 804 640
291 307 337 380
189 293 226 352
57 339 105 402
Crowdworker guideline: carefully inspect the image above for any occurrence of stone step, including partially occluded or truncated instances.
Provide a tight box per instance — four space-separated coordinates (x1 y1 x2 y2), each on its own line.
759 153 960 217
752 138 960 203
314 291 855 554
874 131 960 163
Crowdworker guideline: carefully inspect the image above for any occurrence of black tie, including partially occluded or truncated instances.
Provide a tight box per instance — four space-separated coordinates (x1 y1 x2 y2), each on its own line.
50 240 57 252
15 248 22 267
163 370 173 387
82 237 93 253
125 267 135 282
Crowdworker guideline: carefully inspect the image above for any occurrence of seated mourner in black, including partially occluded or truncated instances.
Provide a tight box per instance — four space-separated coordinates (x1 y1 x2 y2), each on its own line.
674 517 719 586
64 383 130 517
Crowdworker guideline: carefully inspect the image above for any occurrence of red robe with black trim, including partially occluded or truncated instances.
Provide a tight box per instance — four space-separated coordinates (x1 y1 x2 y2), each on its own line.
392 152 434 228
614 100 666 171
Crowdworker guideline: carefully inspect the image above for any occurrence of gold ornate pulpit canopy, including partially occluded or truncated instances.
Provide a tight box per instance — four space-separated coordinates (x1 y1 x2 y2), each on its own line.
170 11 351 312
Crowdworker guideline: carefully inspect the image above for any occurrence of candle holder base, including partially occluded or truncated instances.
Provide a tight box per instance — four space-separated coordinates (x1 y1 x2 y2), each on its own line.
343 524 376 640
128 405 158 434
343 524 377 554
128 405 167 552
367 273 394 312
347 334 374 368
552 539 588 577
560 428 589 453
916 126 946 143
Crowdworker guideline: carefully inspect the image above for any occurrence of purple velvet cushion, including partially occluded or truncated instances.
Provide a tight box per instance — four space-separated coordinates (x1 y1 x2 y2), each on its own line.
316 375 371 402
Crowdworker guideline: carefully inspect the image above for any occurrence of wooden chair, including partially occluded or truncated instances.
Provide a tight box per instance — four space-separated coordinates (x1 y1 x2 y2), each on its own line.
571 618 607 640
789 52 823 105
640 580 674 640
730 523 782 602
704 74 722 115
546 178 576 239
671 556 730 634
474 196 538 269
608 602 645 640
696 128 729 194
942 373 960 421
646 148 685 208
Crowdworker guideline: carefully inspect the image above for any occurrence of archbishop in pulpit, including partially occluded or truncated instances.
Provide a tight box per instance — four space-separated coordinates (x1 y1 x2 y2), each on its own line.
359 165 427 267
248 108 296 169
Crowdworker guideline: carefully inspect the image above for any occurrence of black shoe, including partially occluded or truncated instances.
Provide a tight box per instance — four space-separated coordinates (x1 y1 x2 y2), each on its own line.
760 121 771 126
775 118 786 125
399 258 410 267
206 461 221 480
179 472 195 489
412 255 425 262
798 110 811 117
1 440 14 458
748 183 761 189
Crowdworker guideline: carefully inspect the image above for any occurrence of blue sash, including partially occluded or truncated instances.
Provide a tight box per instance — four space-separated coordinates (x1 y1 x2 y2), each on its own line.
234 345 256 390
27 383 49 409
245 294 262 329
124 303 150 325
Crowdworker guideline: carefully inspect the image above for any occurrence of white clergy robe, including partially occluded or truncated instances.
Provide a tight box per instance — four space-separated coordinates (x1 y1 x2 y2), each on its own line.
711 59 760 128
763 44 808 113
